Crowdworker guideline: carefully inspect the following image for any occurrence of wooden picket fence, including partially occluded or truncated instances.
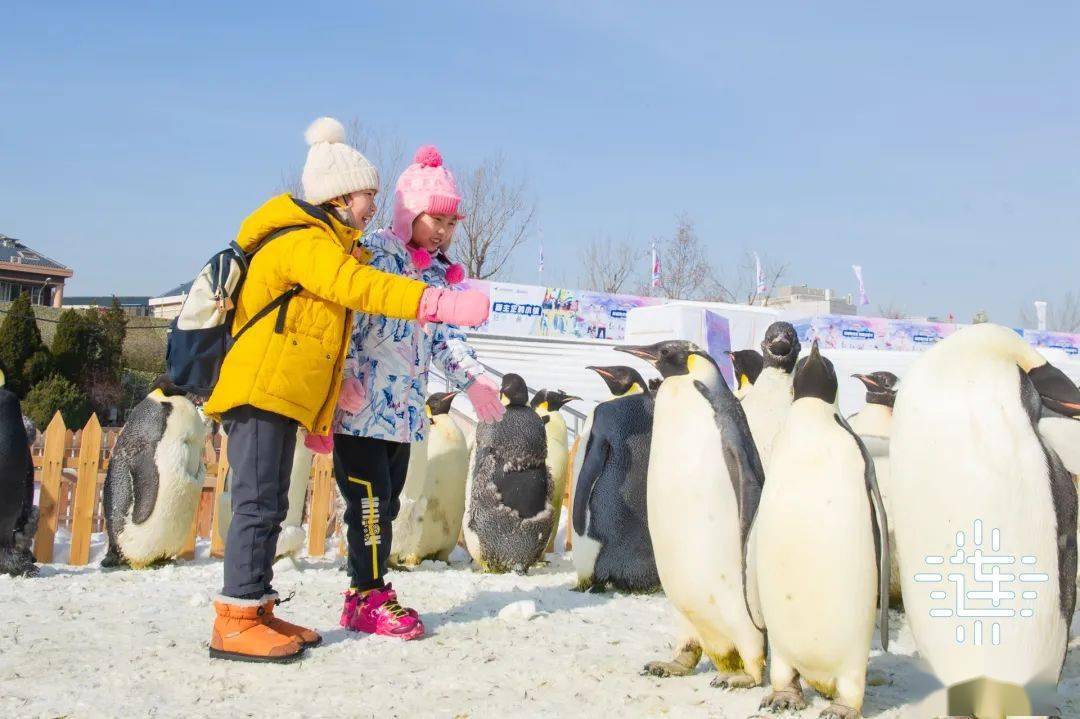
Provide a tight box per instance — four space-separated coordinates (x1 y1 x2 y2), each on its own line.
29 412 576 566
29 411 345 566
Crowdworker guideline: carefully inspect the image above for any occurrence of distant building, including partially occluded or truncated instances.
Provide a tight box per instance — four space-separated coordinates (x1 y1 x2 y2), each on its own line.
766 284 857 316
63 296 153 317
148 281 191 320
0 234 73 307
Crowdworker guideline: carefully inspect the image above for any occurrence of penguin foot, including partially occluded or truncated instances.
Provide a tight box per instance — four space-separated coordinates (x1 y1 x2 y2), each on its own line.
0 548 37 577
759 689 808 713
100 546 126 568
643 660 694 678
644 643 701 678
710 672 757 690
818 703 859 719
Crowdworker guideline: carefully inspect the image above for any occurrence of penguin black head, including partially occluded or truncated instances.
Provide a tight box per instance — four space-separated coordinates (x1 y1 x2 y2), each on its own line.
586 365 648 397
426 391 458 417
793 340 837 404
761 322 801 373
152 375 187 398
1028 363 1080 418
530 389 580 412
615 340 701 378
726 349 764 391
853 371 899 408
499 373 530 407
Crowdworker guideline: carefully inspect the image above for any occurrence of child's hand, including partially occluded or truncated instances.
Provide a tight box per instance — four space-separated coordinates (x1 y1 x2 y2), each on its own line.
339 378 365 414
466 375 505 423
304 431 334 455
417 287 489 328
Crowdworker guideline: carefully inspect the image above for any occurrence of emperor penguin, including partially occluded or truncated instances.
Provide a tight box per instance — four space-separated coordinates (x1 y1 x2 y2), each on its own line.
571 380 658 593
570 366 648 491
530 389 580 551
464 374 554 573
889 323 1079 701
0 369 36 577
755 341 890 718
740 321 801 470
616 341 767 690
727 349 764 400
391 392 470 565
102 377 210 568
848 371 902 607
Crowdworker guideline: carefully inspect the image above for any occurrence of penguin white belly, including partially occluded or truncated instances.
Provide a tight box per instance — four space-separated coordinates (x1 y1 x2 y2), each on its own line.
891 362 1068 688
545 414 570 547
401 419 469 563
648 381 759 661
756 409 877 691
276 431 313 558
463 445 482 561
118 404 206 566
741 369 792 470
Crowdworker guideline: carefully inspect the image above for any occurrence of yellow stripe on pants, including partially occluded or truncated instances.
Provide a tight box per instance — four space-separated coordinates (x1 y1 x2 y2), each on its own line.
347 475 379 580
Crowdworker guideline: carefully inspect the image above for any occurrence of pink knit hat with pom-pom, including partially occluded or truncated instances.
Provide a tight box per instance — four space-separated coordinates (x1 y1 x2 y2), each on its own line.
391 145 464 244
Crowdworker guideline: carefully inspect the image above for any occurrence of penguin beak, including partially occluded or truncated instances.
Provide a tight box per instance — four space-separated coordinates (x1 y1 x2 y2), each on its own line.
1028 363 1080 418
615 344 660 364
587 366 613 380
852 373 879 390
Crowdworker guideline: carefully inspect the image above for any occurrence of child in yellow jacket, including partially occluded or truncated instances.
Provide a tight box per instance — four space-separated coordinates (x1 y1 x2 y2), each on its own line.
203 118 490 664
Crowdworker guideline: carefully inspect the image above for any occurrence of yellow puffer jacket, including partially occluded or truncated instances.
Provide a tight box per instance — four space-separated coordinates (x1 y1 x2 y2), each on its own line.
203 194 427 434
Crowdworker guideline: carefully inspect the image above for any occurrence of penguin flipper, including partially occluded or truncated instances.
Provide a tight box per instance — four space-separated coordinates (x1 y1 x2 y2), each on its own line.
572 429 609 536
835 413 890 652
694 379 767 632
122 400 172 524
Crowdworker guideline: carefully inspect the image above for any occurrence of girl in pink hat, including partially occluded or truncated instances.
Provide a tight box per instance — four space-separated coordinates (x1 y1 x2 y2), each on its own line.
329 145 504 640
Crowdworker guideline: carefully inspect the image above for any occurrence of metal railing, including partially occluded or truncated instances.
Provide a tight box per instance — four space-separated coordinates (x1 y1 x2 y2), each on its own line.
428 361 589 441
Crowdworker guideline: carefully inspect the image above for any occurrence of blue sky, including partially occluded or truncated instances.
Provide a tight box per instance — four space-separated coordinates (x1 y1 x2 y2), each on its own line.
2 2 1077 325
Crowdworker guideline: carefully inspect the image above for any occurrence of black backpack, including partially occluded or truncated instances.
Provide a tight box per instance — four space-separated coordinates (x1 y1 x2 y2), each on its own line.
165 226 305 397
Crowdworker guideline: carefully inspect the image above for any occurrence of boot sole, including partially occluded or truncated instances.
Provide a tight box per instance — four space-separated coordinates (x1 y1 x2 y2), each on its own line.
209 646 306 664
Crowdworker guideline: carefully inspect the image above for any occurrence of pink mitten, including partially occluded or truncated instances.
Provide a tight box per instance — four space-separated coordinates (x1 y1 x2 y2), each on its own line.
304 431 334 455
417 287 489 328
466 375 505 423
339 377 365 414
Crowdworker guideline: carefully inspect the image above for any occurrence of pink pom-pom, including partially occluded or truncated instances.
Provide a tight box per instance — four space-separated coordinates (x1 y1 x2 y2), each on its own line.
445 263 465 285
413 145 443 168
408 243 432 270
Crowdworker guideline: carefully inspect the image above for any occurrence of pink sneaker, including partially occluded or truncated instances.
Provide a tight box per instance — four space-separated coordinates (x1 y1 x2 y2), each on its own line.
341 584 425 640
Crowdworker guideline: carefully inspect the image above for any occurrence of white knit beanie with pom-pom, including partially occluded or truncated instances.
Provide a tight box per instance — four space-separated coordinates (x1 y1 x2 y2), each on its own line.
300 117 379 205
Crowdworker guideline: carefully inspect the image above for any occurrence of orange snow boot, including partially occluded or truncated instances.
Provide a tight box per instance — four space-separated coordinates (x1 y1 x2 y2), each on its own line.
209 596 304 663
262 592 322 647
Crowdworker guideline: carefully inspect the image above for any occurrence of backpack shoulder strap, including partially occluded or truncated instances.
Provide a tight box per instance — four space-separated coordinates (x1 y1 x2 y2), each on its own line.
230 224 308 341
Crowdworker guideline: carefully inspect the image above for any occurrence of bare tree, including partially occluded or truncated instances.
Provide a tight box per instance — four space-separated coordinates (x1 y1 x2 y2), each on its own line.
875 300 907 320
642 215 717 300
455 153 536 280
708 250 789 305
278 118 406 231
578 236 638 293
1020 292 1080 332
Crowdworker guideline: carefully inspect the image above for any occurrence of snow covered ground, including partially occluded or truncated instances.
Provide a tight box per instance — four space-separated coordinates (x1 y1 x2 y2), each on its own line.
1 544 1078 718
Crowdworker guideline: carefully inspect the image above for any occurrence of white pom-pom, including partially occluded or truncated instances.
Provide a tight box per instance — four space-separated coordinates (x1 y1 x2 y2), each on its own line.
305 116 346 146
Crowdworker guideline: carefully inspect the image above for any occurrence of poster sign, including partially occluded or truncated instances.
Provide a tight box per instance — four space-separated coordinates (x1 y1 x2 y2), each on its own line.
463 279 664 342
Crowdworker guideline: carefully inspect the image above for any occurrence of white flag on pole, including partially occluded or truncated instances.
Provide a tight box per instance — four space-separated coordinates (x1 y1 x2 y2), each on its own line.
1034 300 1048 331
852 264 869 306
754 252 767 296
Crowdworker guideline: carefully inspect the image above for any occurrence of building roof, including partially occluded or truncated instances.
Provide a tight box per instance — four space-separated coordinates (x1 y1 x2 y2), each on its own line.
64 296 152 308
152 281 192 301
0 234 73 276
